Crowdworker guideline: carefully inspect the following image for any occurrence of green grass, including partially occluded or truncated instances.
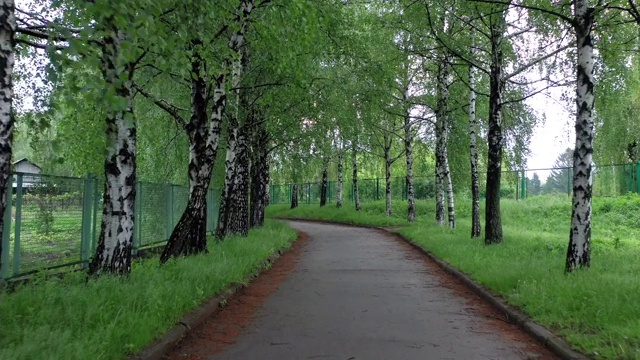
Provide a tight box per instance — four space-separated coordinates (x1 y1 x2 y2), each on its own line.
269 194 640 359
267 201 411 227
0 220 297 360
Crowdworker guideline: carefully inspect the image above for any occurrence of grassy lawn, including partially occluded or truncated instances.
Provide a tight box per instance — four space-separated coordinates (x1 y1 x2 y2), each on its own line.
7 206 85 274
268 194 640 359
0 220 297 360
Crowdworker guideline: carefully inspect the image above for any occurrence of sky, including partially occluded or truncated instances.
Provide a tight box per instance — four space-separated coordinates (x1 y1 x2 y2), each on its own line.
522 84 575 182
525 88 574 169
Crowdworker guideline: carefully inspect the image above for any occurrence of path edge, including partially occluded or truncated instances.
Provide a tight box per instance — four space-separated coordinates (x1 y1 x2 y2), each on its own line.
389 230 590 360
282 218 590 360
128 231 303 360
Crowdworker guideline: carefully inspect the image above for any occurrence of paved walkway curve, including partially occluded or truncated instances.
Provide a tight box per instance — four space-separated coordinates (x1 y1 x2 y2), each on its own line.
171 221 557 360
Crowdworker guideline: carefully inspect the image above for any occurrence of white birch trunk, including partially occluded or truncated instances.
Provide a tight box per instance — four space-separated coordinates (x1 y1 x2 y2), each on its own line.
445 158 455 228
215 0 254 240
0 0 15 276
336 153 343 208
228 126 250 235
320 158 329 207
291 183 298 209
485 11 507 245
160 46 217 263
384 135 392 217
404 97 416 222
469 30 481 238
566 0 595 272
90 24 136 275
435 51 451 225
352 144 361 211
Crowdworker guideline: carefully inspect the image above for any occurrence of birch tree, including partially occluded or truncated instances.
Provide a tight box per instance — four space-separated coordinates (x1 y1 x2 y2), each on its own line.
565 0 595 271
89 14 138 275
426 0 570 244
434 46 455 228
468 31 481 238
215 6 255 238
132 0 256 261
0 0 14 277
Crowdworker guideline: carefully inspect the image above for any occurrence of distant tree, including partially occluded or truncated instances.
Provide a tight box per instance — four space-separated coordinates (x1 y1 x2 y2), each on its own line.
544 148 573 194
529 172 541 196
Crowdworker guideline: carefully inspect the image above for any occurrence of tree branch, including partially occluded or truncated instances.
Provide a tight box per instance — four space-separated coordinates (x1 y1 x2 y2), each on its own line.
133 84 187 128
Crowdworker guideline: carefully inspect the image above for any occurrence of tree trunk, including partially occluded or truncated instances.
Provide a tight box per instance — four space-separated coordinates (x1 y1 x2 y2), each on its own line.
160 183 209 263
291 183 298 209
320 160 328 207
217 119 239 239
485 13 506 245
90 23 136 275
352 143 361 211
336 153 343 208
160 49 219 263
435 51 451 226
264 173 270 206
216 0 254 240
445 158 455 228
566 1 595 272
384 140 392 217
250 123 269 228
404 103 415 222
0 0 15 277
469 56 481 238
227 125 250 236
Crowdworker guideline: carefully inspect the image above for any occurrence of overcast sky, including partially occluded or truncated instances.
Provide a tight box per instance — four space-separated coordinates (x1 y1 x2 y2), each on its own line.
525 88 574 168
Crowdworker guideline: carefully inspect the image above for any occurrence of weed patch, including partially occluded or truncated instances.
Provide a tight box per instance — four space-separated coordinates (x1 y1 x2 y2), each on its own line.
0 220 296 360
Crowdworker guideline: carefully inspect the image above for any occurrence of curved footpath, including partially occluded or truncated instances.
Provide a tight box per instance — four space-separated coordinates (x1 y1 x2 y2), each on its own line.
165 220 559 360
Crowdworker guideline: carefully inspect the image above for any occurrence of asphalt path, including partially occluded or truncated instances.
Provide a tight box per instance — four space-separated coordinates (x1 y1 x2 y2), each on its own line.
174 220 556 360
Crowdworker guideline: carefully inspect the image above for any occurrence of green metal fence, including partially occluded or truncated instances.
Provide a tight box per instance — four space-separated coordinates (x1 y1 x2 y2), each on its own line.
519 163 640 198
0 173 220 279
270 176 435 205
270 163 640 205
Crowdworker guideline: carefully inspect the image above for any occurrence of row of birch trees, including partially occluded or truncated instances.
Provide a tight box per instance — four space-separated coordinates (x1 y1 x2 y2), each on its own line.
0 0 344 276
274 0 640 273
1 0 640 276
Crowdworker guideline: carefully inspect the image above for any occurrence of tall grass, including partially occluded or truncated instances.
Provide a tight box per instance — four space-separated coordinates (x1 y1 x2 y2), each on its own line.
270 194 640 359
0 220 297 360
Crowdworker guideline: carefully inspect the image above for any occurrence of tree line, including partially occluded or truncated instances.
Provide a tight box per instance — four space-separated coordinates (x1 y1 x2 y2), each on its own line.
1 0 640 276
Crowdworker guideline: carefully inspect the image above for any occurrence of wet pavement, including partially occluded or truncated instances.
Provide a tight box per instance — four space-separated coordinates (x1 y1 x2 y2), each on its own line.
168 220 557 360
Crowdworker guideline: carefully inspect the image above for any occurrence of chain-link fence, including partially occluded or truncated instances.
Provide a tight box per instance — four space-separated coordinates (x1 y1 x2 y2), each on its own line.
520 164 640 198
270 163 640 205
0 173 220 279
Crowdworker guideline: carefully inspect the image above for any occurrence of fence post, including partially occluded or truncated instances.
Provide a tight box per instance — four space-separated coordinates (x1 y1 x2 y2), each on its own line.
91 176 99 255
307 183 311 204
1 174 12 279
80 174 94 268
166 184 173 240
132 181 142 254
206 190 215 232
636 162 640 194
521 170 526 200
376 178 380 201
567 167 572 197
12 174 23 276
